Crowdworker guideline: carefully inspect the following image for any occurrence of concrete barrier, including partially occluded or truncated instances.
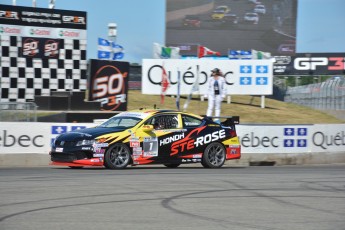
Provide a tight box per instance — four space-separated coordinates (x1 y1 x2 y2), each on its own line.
1 122 345 166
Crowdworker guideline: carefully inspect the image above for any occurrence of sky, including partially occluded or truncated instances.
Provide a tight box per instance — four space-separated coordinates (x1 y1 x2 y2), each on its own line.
1 0 345 63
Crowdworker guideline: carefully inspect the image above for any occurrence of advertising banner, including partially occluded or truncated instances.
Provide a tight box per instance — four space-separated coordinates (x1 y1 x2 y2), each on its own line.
87 59 130 111
142 59 273 95
0 122 94 154
0 4 87 30
21 37 60 58
237 124 345 153
1 122 344 155
274 53 345 75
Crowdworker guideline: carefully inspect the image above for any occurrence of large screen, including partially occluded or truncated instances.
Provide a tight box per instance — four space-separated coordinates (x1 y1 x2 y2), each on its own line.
166 0 297 57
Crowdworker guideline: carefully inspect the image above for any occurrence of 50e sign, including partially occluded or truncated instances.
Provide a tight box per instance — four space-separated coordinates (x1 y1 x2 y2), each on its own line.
23 40 39 56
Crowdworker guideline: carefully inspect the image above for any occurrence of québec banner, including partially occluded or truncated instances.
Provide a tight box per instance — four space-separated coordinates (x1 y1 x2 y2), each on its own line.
1 122 345 155
142 59 274 95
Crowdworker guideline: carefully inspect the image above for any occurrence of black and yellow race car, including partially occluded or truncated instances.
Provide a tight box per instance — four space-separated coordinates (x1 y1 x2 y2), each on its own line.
50 109 241 169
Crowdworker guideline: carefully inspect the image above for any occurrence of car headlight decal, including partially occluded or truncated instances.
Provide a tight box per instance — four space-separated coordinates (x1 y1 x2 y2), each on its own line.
76 139 96 146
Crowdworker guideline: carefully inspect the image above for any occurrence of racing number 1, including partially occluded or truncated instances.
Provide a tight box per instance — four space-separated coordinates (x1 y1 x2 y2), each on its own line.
143 137 158 157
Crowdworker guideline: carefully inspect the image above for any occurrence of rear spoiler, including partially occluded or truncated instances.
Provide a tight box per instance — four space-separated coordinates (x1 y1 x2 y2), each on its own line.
203 116 240 126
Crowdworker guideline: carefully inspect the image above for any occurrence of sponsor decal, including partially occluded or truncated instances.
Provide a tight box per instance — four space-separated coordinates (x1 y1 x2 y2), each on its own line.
130 141 140 148
62 15 86 25
82 147 92 150
0 10 19 20
193 154 202 158
170 127 226 155
30 28 51 36
59 29 80 38
132 147 142 155
93 143 108 148
93 153 104 157
160 133 185 146
55 147 63 152
0 26 21 34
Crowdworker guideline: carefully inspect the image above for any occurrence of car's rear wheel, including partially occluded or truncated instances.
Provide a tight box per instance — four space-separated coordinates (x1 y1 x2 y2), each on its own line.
164 163 180 168
104 143 131 169
202 142 226 168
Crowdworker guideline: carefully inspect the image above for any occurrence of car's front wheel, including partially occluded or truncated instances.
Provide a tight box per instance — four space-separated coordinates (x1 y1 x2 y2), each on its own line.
104 143 131 169
202 142 226 168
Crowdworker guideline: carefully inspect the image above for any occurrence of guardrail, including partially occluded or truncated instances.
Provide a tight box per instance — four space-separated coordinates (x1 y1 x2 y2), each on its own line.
285 77 345 110
0 102 38 122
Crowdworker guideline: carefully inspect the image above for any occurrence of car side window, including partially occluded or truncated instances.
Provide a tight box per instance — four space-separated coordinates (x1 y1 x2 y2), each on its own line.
145 115 179 130
182 115 202 128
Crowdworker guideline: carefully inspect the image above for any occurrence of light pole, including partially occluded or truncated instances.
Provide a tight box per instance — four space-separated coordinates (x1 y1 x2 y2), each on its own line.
108 23 117 42
108 23 117 60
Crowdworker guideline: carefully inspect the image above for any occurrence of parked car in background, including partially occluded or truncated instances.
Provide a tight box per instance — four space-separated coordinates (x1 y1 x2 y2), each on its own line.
243 12 259 24
254 5 266 14
183 15 201 27
212 5 230 20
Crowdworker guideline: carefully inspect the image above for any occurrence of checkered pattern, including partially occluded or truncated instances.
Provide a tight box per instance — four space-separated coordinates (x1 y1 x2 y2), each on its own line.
0 35 87 102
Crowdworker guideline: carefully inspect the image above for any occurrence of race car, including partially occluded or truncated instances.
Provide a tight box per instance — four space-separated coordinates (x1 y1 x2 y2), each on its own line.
50 109 241 169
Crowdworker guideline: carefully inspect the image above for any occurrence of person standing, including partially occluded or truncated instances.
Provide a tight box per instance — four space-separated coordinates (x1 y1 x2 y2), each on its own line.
205 68 227 118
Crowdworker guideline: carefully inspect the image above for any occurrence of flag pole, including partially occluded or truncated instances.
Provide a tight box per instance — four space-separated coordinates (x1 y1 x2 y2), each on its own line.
176 68 181 111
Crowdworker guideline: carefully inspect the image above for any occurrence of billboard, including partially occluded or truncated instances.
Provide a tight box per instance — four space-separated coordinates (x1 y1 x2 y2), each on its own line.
142 59 273 95
0 4 87 103
166 0 297 57
88 59 130 111
0 4 86 29
274 53 345 75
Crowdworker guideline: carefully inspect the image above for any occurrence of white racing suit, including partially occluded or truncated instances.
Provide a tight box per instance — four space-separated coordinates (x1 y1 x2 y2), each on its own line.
205 77 227 117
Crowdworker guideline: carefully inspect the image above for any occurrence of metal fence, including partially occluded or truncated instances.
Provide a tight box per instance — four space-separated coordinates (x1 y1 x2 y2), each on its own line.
285 77 345 110
0 102 38 122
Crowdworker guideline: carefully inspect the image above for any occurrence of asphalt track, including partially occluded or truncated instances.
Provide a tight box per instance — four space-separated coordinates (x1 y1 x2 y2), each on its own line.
1 165 345 230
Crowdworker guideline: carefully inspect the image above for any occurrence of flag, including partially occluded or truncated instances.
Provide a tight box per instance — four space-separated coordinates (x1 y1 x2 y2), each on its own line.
98 38 125 60
153 43 180 59
229 50 252 59
112 43 125 60
198 46 220 58
251 49 271 59
97 38 112 59
176 69 181 110
183 65 199 111
160 66 170 104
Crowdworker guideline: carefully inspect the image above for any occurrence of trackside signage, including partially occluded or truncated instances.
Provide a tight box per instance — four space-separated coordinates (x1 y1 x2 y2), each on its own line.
0 122 93 154
237 124 345 153
0 122 344 154
142 59 274 95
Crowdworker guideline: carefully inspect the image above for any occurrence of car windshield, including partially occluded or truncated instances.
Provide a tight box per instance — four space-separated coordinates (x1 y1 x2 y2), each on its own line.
98 116 142 129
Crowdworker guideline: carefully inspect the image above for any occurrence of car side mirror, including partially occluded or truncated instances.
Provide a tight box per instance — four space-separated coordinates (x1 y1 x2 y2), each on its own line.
142 125 154 132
